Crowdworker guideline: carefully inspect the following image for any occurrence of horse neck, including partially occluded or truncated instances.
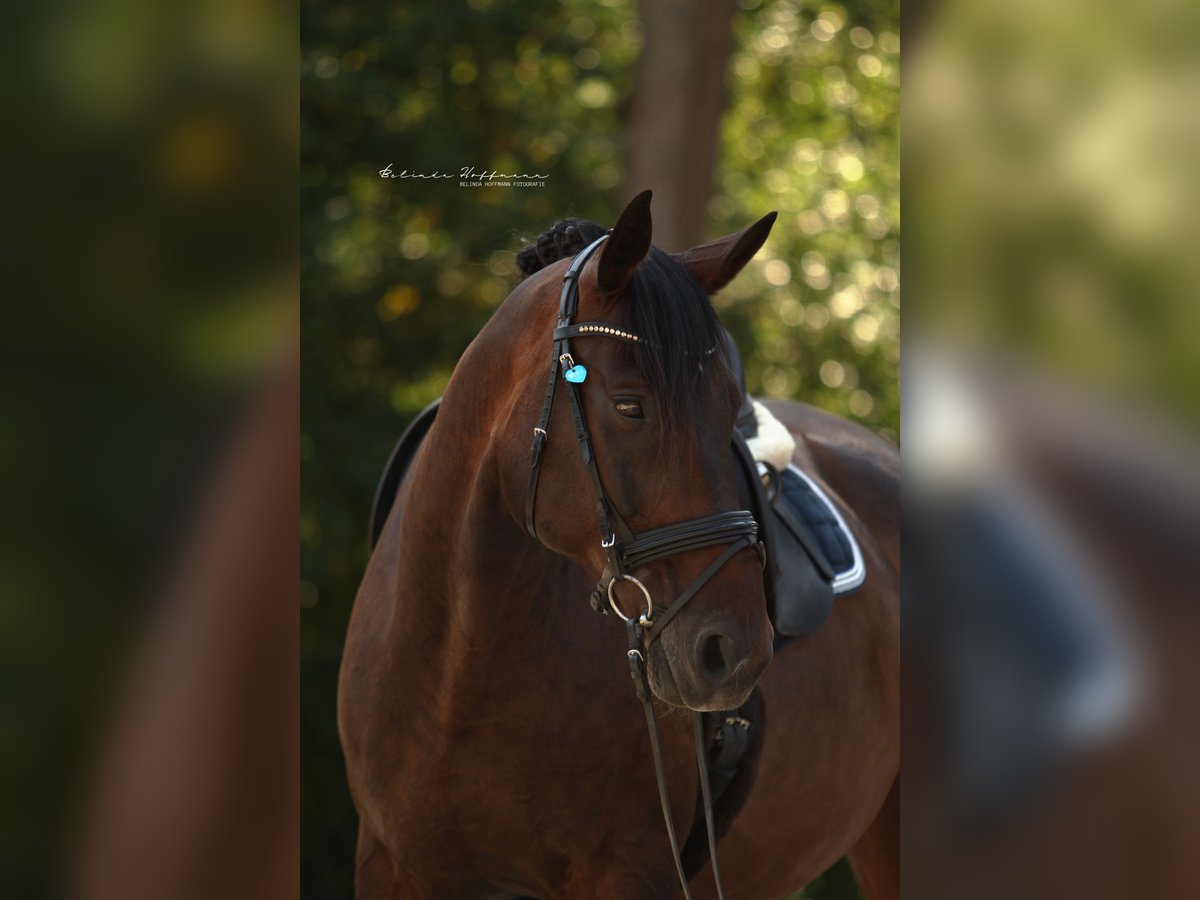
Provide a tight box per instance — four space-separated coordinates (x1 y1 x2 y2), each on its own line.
386 372 581 703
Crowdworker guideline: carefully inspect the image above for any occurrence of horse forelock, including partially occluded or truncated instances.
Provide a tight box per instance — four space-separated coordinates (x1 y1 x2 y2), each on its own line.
515 218 736 456
622 247 735 453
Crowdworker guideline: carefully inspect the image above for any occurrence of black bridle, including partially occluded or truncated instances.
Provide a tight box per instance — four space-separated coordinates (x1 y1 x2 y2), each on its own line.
525 233 760 635
524 233 761 900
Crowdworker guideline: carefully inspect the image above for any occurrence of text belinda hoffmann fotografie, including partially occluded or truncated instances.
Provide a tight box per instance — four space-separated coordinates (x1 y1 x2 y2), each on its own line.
379 164 548 188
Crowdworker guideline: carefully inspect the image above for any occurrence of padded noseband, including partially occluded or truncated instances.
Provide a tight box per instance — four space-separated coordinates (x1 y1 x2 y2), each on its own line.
523 234 760 644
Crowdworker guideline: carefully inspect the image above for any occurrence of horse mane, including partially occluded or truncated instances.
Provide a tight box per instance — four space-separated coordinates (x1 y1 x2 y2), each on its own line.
516 218 606 278
517 218 734 449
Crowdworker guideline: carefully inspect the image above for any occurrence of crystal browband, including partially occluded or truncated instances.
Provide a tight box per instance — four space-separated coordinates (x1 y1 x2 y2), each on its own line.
551 321 641 343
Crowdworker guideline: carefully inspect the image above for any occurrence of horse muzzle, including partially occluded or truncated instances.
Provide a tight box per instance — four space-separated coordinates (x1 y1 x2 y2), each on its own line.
641 607 773 712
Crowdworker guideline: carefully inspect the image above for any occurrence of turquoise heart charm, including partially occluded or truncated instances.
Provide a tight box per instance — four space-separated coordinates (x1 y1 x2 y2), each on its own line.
563 364 588 384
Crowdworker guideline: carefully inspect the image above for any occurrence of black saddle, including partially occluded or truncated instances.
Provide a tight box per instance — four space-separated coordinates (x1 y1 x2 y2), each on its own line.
369 397 440 547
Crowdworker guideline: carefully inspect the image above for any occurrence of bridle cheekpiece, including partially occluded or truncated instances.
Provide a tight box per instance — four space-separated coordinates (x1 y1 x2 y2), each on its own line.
522 232 758 900
524 233 761 644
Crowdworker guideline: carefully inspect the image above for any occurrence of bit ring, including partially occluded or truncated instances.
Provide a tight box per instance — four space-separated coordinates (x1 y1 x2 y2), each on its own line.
607 574 654 625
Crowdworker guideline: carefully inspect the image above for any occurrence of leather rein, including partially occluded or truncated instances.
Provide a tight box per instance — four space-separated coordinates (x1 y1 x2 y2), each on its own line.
524 233 759 900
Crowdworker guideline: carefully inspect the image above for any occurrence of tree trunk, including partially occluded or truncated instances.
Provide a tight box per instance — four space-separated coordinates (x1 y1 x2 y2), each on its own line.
624 0 739 252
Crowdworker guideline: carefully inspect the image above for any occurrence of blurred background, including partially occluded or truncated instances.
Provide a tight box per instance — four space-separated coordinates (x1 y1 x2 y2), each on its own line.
905 0 1200 897
0 0 296 898
301 0 897 897
4 0 1194 897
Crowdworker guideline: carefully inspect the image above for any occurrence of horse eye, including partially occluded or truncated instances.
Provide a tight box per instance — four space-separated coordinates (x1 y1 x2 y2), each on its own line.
613 399 644 419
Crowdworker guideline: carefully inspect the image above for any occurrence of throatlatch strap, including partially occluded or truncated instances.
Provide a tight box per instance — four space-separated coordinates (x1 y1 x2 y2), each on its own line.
524 350 563 539
524 233 609 540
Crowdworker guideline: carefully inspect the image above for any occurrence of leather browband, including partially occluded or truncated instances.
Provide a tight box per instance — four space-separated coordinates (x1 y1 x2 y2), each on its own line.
522 234 759 642
521 230 754 900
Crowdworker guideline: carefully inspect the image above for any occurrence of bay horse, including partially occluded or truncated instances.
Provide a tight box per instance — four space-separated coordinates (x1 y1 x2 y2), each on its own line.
339 191 899 899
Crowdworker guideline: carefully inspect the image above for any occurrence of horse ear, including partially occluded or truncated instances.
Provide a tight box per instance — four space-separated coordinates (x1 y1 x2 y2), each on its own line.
597 189 653 295
672 211 778 295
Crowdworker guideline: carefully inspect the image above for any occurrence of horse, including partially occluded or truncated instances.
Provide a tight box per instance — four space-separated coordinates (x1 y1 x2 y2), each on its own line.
338 191 900 899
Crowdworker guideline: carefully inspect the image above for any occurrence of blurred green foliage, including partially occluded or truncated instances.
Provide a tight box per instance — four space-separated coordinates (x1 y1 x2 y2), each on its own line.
0 0 293 893
716 0 899 443
906 0 1200 424
302 1 896 897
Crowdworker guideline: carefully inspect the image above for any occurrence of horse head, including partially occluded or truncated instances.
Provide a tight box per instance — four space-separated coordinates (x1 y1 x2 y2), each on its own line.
496 190 778 712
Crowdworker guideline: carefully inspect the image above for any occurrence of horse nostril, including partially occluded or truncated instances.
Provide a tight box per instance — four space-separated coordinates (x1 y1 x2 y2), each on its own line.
702 633 729 678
